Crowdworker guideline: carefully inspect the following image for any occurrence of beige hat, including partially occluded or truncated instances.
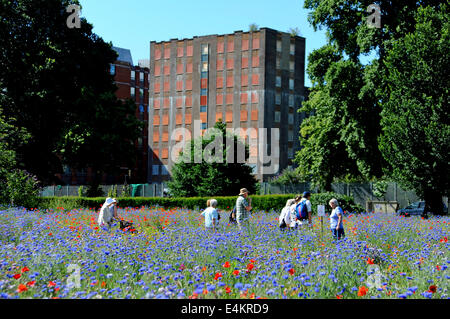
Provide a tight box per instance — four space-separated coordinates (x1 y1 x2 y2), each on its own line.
239 188 249 196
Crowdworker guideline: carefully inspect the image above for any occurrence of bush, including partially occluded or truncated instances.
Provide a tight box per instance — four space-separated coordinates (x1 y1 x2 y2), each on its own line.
4 170 41 209
37 192 364 213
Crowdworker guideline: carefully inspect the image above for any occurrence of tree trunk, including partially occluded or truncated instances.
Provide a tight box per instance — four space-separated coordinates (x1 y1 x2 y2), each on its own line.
423 188 444 217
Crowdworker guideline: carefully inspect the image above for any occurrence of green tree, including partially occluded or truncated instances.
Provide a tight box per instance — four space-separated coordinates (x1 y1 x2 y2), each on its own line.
168 122 258 197
0 0 142 185
270 167 304 186
0 108 40 208
297 0 442 192
379 5 450 215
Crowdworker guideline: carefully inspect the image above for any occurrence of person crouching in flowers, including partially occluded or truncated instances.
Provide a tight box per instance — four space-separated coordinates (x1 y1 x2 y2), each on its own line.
329 198 345 240
97 197 118 230
201 199 219 232
279 199 295 230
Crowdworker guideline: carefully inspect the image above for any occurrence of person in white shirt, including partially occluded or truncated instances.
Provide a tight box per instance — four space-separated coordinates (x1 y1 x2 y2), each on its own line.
97 197 118 229
279 199 295 230
201 199 219 231
289 195 302 228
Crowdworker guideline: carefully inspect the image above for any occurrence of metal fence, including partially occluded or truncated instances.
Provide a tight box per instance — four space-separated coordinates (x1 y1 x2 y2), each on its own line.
40 183 168 198
40 181 421 209
260 182 420 209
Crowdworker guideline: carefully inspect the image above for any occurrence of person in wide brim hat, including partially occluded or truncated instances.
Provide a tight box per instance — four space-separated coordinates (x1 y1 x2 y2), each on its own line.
238 188 250 196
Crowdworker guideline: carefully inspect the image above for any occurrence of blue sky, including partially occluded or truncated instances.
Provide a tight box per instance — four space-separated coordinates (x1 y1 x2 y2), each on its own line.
79 0 329 87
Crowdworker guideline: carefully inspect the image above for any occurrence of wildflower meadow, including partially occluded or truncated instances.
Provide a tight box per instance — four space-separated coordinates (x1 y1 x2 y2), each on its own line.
0 207 448 299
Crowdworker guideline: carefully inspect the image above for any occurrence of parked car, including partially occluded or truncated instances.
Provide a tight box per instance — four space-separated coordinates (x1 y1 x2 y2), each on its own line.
397 201 448 216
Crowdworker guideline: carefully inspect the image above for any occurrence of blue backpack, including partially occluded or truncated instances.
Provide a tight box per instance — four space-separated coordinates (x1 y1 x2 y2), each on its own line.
296 200 308 220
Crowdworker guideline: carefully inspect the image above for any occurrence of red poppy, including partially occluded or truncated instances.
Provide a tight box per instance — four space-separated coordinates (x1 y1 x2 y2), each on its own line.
225 286 231 294
223 261 230 268
13 273 21 280
26 280 36 287
246 263 254 271
21 266 30 273
357 286 368 297
367 258 375 265
336 295 343 299
47 281 56 287
48 233 52 236
288 268 295 275
250 259 256 263
436 265 441 271
214 272 222 281
233 270 240 276
17 284 28 293
428 285 437 293
440 237 448 243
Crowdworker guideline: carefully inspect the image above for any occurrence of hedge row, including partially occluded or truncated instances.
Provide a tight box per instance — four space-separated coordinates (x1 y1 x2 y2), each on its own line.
38 192 364 213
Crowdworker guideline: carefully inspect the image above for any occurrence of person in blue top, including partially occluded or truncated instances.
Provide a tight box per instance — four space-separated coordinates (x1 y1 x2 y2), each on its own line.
201 199 219 232
329 198 345 240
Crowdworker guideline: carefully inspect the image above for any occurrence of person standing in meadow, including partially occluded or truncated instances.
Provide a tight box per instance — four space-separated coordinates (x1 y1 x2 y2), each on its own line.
289 195 302 229
329 198 345 240
235 188 252 230
279 199 295 230
201 199 219 232
97 197 118 229
296 191 312 228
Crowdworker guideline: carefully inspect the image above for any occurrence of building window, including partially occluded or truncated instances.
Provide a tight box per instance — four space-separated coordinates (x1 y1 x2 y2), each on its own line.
140 72 144 86
200 105 207 113
140 89 144 102
110 64 115 75
202 62 208 72
201 122 207 130
201 71 208 79
276 76 281 87
288 113 294 125
275 111 281 123
131 70 135 81
276 40 282 52
130 87 135 99
201 44 209 55
289 78 294 90
290 43 295 55
276 56 281 69
289 94 294 107
275 92 281 105
290 61 295 72
201 88 207 95
288 147 294 159
288 130 293 142
161 165 169 175
152 165 159 175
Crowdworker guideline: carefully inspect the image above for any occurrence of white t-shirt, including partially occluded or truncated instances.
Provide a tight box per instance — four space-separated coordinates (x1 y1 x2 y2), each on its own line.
289 204 297 227
201 207 218 228
98 204 113 225
279 206 291 225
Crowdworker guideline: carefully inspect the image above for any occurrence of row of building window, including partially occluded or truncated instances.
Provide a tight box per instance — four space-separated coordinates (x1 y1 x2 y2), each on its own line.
154 38 261 60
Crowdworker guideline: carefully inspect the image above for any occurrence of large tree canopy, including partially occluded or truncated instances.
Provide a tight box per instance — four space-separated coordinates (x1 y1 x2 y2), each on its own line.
379 5 449 214
0 0 142 184
296 1 447 212
168 122 258 197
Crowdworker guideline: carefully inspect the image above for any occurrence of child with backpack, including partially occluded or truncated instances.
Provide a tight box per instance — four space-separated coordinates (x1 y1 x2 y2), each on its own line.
295 191 312 228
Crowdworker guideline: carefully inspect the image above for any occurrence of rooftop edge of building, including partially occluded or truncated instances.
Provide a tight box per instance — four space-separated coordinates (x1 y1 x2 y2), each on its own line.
149 27 306 44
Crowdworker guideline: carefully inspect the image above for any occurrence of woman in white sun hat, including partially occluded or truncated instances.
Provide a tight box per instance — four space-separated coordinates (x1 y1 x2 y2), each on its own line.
97 197 118 229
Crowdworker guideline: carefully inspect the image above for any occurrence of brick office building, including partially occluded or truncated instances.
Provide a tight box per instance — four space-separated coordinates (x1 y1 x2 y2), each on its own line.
148 28 306 182
110 47 150 184
55 47 149 185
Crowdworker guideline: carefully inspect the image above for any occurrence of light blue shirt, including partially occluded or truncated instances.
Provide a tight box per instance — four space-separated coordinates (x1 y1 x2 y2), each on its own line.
330 206 344 229
201 207 218 228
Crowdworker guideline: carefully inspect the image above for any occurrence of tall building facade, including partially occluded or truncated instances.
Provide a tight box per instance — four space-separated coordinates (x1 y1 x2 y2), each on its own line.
148 28 306 182
111 47 150 184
